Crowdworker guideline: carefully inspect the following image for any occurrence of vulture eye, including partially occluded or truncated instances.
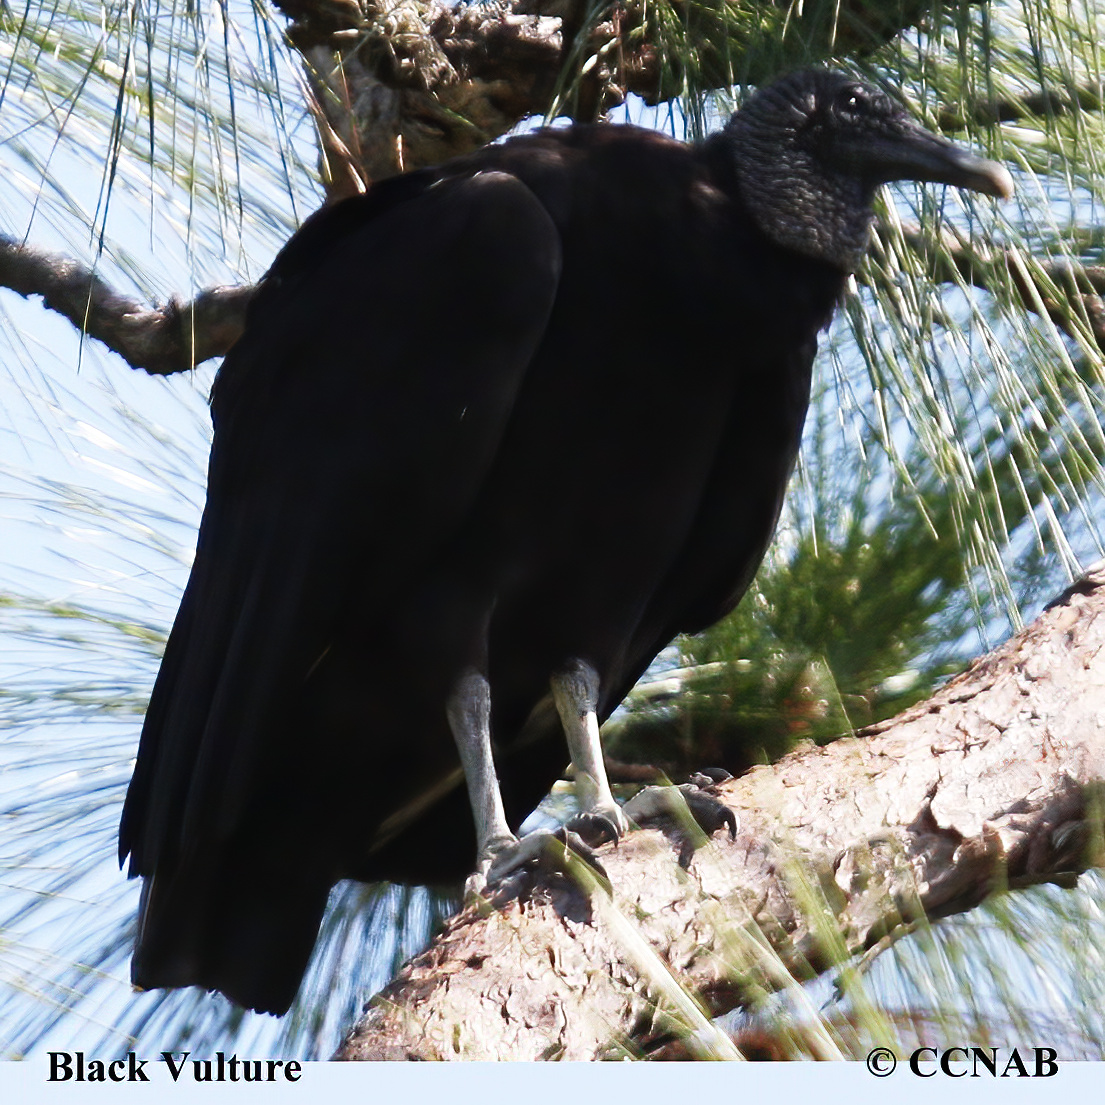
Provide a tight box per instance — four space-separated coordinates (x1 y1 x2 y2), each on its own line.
836 87 870 118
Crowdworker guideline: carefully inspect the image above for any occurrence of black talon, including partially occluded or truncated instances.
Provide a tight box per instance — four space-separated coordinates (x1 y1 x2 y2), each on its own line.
565 810 624 848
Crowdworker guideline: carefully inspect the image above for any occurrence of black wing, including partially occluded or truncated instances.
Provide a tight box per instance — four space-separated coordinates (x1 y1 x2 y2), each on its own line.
120 170 561 924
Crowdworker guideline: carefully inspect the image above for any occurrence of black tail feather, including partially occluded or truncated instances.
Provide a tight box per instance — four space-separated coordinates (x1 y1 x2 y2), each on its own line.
132 845 332 1016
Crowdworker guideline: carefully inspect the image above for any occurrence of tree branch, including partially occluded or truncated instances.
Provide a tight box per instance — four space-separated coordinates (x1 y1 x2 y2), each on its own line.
938 79 1105 130
337 564 1105 1060
275 0 986 184
0 234 253 375
884 221 1105 352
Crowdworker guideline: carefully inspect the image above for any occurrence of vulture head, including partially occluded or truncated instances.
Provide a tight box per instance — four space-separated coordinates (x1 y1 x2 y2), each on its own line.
727 69 1014 271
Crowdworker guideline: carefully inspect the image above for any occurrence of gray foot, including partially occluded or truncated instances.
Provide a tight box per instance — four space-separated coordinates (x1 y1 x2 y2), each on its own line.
464 832 520 900
623 780 737 867
469 827 609 905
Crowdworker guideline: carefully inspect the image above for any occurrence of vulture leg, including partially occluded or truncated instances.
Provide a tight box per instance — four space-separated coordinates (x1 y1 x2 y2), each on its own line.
448 667 607 898
552 659 631 846
446 670 517 897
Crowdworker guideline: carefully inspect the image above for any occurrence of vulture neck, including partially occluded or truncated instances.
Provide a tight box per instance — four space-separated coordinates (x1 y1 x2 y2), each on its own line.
713 120 876 275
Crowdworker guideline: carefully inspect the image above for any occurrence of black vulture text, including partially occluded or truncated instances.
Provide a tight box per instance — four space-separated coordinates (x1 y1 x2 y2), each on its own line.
47 1051 303 1082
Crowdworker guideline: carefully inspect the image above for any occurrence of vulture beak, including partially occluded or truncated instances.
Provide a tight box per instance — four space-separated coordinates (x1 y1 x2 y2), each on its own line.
849 122 1014 199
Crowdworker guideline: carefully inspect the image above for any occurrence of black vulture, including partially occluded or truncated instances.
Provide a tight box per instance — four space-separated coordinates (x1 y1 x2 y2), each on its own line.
119 68 1012 1015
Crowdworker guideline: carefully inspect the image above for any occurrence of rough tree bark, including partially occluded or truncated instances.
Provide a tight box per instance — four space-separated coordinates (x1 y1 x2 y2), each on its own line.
337 563 1105 1060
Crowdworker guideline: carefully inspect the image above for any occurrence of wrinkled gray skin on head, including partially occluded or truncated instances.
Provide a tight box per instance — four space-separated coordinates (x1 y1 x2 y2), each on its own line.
728 69 1013 273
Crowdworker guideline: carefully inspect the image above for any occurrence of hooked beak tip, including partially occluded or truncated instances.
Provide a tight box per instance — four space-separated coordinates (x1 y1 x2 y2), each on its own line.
972 159 1015 200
